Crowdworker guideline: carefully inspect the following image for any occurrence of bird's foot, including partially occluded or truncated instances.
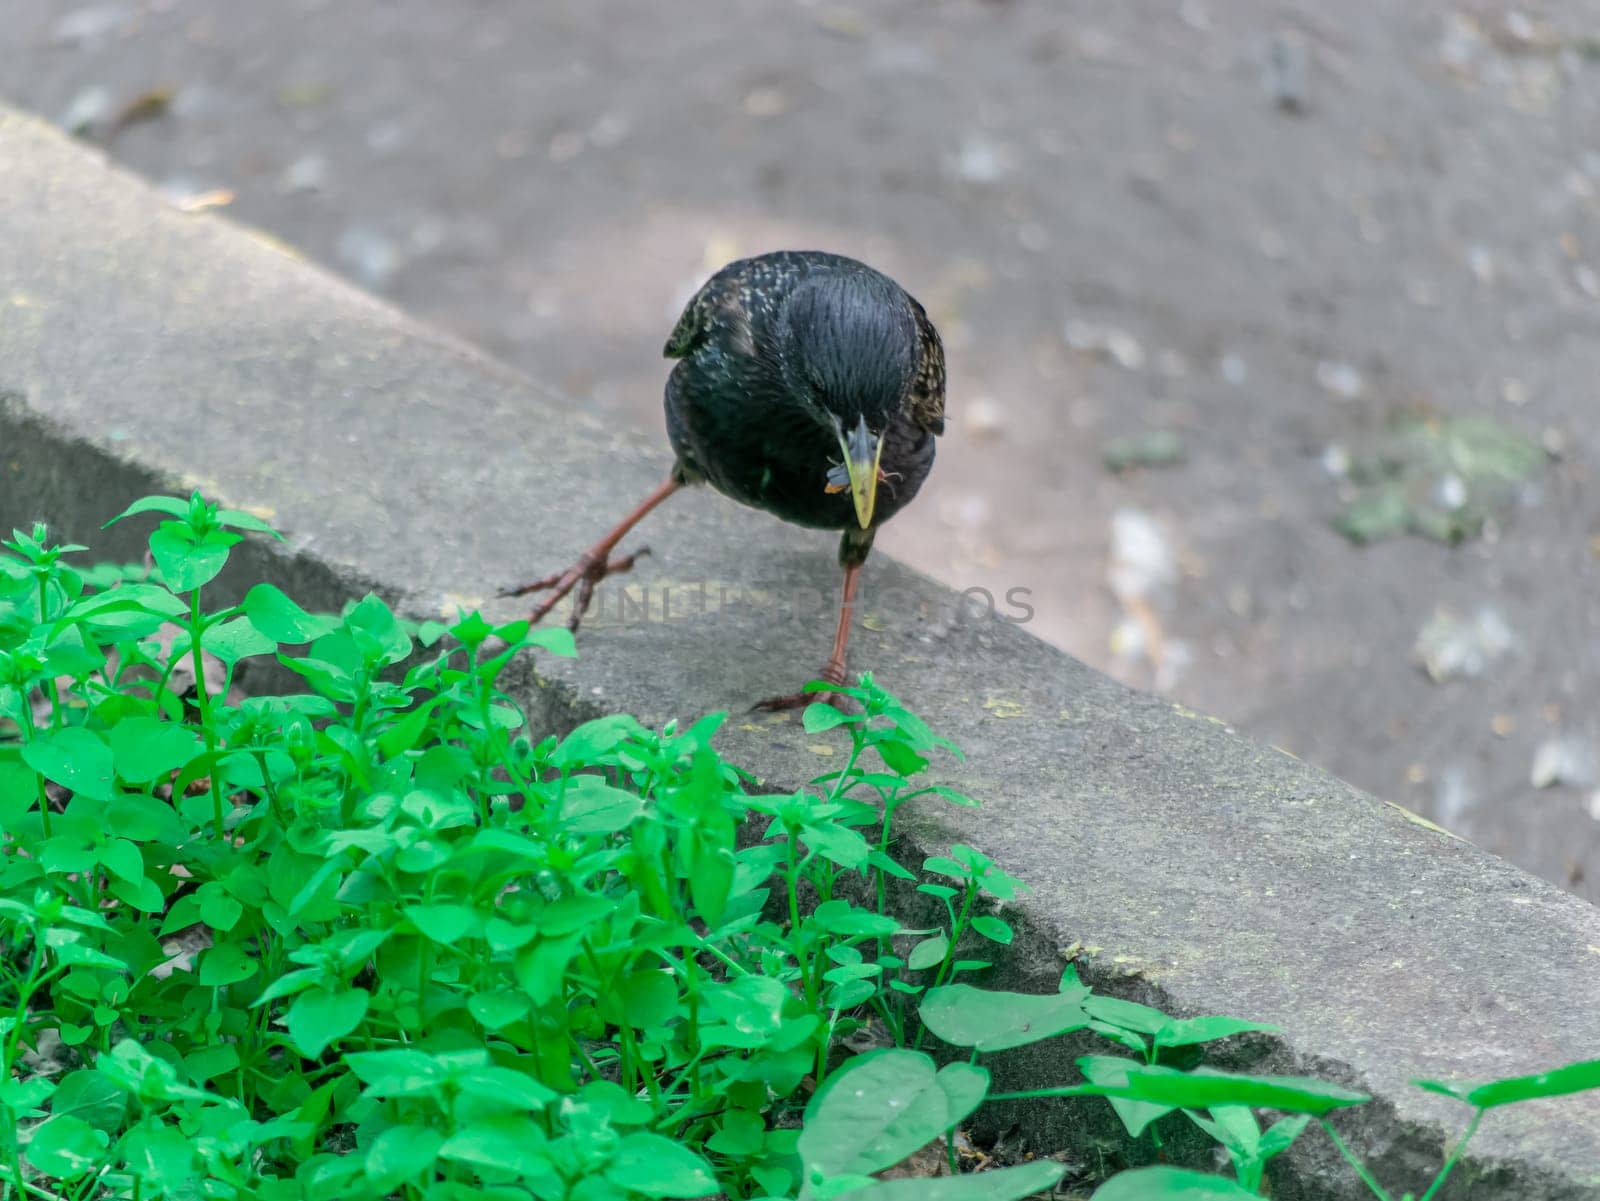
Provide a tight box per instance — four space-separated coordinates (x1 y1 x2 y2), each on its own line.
752 664 849 713
499 546 651 632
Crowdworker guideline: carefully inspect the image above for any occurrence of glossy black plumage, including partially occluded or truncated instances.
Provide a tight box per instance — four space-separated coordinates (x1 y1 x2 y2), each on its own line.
663 250 945 566
504 250 946 706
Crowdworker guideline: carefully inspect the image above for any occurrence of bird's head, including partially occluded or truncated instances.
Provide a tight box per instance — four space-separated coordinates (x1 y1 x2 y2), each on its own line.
776 270 918 529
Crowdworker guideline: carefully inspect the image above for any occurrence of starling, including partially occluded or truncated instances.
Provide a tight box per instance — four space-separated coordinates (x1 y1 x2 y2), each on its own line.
503 250 946 707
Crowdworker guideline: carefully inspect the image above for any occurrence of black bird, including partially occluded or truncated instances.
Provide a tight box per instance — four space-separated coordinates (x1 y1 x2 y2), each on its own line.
503 250 946 707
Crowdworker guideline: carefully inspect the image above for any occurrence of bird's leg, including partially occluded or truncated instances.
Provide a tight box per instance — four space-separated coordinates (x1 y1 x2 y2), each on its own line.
754 561 862 711
500 477 681 631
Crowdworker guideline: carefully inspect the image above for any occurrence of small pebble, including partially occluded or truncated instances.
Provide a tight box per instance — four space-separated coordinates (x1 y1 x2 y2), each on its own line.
1105 331 1145 371
742 87 788 118
1413 608 1513 682
1315 360 1364 400
1263 31 1310 113
277 153 327 194
335 224 403 289
1532 738 1597 790
949 136 1011 184
1435 473 1468 511
547 131 585 162
1468 245 1496 284
59 86 113 135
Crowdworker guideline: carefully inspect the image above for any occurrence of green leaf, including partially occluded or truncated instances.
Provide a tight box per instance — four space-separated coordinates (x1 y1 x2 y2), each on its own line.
706 1109 765 1157
456 1067 556 1116
198 942 258 987
612 969 682 1029
216 507 284 538
197 883 243 932
605 1132 719 1198
286 986 369 1058
800 1050 987 1177
701 975 788 1042
51 940 128 970
23 727 114 801
1184 1104 1258 1160
96 838 145 885
243 583 333 643
438 1114 553 1178
907 934 949 971
920 985 1089 1052
48 1071 128 1134
524 626 577 658
103 495 192 526
106 874 165 913
1074 1061 1369 1116
183 1042 240 1084
149 524 240 591
105 793 185 843
1259 1112 1311 1158
1155 1016 1278 1049
803 703 856 734
800 819 870 869
838 1161 1065 1201
552 714 648 767
67 583 187 626
41 837 97 875
110 717 203 784
404 902 481 945
515 932 585 1005
875 738 928 777
969 915 1013 945
119 1116 196 1193
377 701 436 758
1090 1166 1262 1199
810 900 899 937
1415 1056 1600 1110
201 615 278 664
24 1114 108 1180
560 774 644 835
468 990 528 1031
345 1049 445 1096
1080 1055 1174 1138
364 1124 445 1190
1085 995 1172 1037
252 967 320 1007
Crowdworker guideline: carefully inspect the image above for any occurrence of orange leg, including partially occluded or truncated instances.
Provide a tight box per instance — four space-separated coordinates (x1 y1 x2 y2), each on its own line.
755 561 861 711
501 477 681 630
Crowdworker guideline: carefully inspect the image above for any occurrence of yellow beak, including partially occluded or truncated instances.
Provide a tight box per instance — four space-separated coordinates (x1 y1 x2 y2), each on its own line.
836 415 884 530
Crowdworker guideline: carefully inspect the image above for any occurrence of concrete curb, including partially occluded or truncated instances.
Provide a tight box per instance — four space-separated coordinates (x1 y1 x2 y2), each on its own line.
4 105 1599 1198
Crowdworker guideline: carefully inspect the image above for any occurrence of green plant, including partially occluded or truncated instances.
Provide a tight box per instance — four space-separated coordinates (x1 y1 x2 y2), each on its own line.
3 495 1597 1201
1333 411 1546 546
0 497 1055 1200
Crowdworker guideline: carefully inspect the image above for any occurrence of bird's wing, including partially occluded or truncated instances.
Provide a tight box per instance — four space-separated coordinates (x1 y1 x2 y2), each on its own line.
663 268 756 361
907 295 946 435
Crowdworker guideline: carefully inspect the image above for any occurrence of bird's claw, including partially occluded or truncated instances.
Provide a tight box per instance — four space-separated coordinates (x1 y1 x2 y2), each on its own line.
752 665 848 713
501 546 651 632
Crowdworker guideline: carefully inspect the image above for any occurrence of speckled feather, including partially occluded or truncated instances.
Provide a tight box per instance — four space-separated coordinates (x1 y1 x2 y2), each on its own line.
663 251 946 565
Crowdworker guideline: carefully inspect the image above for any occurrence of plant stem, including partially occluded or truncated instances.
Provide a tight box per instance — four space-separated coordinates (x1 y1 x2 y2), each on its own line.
1419 1110 1482 1201
1319 1119 1394 1201
188 589 226 838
